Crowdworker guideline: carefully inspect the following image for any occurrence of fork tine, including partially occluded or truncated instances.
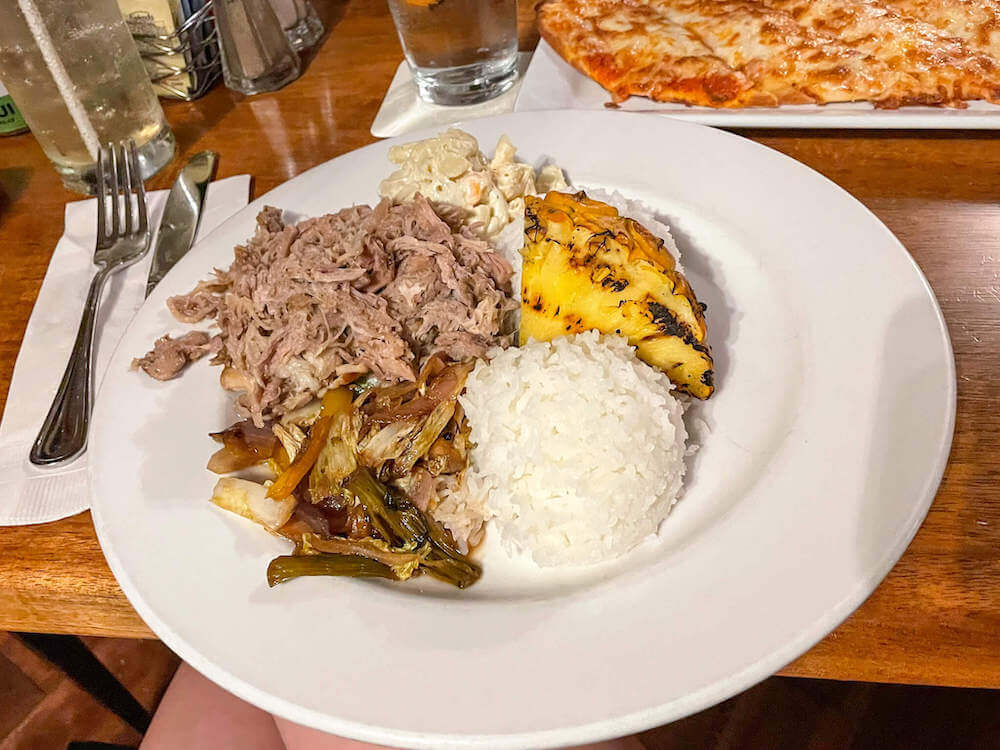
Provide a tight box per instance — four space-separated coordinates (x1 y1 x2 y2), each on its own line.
109 143 120 238
128 139 148 236
120 142 133 237
95 145 108 247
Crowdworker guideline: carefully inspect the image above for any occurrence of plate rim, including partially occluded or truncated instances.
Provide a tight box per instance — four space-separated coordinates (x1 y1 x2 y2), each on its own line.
89 110 958 749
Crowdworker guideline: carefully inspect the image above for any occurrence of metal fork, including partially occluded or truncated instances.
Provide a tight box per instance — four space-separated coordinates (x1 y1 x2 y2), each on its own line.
30 140 151 466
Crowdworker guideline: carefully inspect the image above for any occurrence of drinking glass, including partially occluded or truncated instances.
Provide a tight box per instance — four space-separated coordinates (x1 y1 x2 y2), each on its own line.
0 0 175 194
387 0 518 105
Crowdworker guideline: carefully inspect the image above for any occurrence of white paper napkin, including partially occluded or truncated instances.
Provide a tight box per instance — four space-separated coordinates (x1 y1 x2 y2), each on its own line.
0 175 251 526
371 53 533 138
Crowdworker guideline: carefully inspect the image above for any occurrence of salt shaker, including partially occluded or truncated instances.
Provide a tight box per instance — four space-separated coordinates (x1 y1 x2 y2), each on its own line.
214 0 301 95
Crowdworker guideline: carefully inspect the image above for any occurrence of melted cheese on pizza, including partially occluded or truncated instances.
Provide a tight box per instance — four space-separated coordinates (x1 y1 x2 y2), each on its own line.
761 0 1000 104
883 0 1000 49
645 0 894 104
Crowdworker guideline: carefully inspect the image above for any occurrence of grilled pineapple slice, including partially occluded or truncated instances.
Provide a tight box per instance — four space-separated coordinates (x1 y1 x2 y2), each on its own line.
520 191 714 398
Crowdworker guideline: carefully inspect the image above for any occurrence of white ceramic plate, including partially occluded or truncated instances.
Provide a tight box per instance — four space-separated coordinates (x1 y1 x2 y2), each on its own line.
90 111 955 749
516 41 1000 129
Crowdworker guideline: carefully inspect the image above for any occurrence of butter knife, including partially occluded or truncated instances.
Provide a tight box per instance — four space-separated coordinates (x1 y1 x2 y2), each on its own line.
145 150 219 297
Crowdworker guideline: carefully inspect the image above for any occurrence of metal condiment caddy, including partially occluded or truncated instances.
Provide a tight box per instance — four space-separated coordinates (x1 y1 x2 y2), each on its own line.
130 0 222 101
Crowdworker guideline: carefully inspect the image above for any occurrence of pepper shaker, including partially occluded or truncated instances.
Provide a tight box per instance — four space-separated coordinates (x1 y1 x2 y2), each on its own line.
214 0 301 94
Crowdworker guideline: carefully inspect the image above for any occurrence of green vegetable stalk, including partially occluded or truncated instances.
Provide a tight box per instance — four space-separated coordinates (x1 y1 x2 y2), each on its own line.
267 554 398 587
268 465 481 590
345 467 428 548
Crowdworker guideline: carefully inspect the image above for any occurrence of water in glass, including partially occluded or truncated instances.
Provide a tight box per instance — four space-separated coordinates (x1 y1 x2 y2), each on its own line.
388 0 518 105
0 0 174 193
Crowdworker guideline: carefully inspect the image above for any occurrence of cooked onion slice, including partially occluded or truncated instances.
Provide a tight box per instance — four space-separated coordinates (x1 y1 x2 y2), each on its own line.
207 421 282 474
358 419 420 466
211 477 296 530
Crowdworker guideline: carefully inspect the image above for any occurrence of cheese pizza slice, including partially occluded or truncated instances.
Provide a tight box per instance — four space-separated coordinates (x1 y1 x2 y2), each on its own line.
759 0 1000 105
645 0 904 105
537 0 754 105
540 0 904 106
539 0 1000 107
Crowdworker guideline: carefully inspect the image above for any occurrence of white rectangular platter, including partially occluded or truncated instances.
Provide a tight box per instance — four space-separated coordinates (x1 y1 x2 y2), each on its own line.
514 41 1000 129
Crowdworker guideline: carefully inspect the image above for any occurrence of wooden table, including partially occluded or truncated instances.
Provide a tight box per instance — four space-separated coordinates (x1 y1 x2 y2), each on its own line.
1 0 999 691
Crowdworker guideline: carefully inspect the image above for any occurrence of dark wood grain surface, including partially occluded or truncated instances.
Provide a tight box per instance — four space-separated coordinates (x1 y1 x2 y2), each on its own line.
0 632 178 747
1 0 998 687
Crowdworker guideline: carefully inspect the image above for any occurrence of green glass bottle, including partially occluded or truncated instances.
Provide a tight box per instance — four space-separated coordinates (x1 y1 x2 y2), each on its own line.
0 81 29 136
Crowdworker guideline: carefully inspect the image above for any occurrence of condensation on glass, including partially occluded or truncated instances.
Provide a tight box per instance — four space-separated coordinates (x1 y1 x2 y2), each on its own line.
0 0 174 193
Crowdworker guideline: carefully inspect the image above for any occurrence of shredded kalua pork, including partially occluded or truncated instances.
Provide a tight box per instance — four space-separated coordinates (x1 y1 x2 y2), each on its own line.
136 196 517 426
131 331 218 380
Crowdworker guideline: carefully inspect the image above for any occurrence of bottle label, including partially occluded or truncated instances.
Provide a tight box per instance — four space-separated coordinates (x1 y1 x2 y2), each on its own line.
0 82 28 135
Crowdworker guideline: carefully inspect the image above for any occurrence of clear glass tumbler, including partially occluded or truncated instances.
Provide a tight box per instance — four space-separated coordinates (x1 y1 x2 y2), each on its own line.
0 0 175 194
388 0 518 105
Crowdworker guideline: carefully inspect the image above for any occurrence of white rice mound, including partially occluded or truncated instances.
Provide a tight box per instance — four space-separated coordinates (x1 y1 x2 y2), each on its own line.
431 472 491 555
459 331 688 566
